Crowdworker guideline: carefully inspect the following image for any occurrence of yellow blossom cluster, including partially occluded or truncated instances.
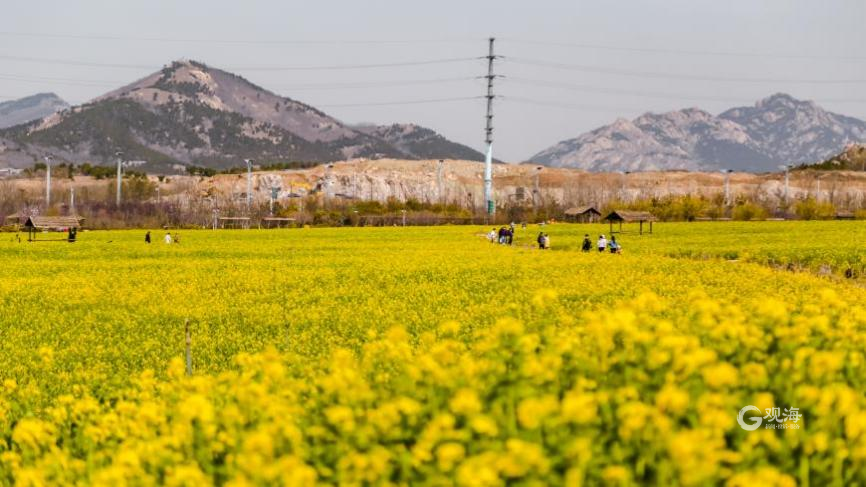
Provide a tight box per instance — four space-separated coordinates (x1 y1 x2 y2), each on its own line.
1 224 865 484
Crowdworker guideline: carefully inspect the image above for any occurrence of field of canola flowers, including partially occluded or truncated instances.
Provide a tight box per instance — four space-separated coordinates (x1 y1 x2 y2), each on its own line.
2 222 866 486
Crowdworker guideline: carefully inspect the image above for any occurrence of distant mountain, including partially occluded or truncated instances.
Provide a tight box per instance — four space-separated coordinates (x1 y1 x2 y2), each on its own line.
354 123 484 161
0 60 480 173
531 94 866 172
0 93 68 129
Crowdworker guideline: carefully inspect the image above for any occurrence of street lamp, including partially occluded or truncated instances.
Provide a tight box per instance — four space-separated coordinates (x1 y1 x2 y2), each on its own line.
244 159 254 210
115 151 124 206
269 186 280 215
44 155 53 206
533 166 543 207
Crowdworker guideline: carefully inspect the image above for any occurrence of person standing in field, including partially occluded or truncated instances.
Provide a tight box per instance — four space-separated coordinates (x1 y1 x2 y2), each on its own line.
145 231 151 244
598 234 607 252
542 233 550 249
164 232 172 244
581 234 592 252
537 232 545 249
487 228 497 242
609 236 621 254
174 233 180 244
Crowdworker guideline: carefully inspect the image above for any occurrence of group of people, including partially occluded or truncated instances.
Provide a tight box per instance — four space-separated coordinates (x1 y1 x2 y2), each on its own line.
145 231 180 244
486 223 553 250
582 234 621 254
488 224 517 245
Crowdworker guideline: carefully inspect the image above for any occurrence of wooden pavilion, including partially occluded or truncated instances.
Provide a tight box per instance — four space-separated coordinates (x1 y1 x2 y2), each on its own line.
218 217 251 229
23 215 84 242
564 206 601 223
261 217 296 229
603 210 655 235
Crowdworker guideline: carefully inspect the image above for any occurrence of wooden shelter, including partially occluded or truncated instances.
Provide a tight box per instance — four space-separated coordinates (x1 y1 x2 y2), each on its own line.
218 217 251 229
603 210 655 235
835 210 856 220
23 215 84 242
4 214 22 229
564 206 601 223
261 217 296 229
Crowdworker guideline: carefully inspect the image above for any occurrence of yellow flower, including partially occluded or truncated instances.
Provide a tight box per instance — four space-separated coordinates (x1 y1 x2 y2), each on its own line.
450 389 483 416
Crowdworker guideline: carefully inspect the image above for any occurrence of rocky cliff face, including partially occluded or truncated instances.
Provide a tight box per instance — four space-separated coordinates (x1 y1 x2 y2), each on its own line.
531 94 866 172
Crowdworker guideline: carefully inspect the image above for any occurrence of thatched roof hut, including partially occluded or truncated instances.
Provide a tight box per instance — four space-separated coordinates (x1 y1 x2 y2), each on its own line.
23 216 84 230
603 210 656 234
563 206 601 223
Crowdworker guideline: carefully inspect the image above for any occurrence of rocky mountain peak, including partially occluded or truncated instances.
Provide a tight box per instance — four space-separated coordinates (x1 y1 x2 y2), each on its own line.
532 93 866 172
0 93 69 129
0 61 483 172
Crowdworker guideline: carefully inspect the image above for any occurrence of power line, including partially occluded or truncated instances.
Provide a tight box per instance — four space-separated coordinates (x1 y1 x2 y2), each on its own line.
500 38 866 61
500 95 639 113
317 96 483 108
507 57 866 84
0 74 118 87
0 54 483 71
269 76 480 90
233 57 483 71
0 54 155 70
505 77 748 103
504 77 866 104
0 72 481 90
0 31 482 46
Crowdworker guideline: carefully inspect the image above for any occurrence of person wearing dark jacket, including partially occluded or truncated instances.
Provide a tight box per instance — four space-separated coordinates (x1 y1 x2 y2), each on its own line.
145 231 151 244
581 234 592 252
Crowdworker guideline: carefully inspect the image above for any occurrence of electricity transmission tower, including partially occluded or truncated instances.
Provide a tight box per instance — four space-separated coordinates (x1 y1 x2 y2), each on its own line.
483 37 497 216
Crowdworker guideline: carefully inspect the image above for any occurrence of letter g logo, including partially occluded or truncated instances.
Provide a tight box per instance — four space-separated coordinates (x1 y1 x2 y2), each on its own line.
738 405 762 431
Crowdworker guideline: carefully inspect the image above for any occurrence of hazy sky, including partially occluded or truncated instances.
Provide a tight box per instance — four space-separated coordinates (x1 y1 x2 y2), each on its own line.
2 0 866 161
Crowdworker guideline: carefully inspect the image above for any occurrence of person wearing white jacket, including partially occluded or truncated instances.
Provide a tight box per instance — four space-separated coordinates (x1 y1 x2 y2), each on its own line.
597 234 607 252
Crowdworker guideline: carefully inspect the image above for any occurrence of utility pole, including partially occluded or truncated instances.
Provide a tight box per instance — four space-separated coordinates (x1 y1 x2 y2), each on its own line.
270 187 279 215
244 159 254 211
437 159 445 205
325 163 334 203
44 155 53 206
722 169 732 207
483 37 496 217
533 166 543 207
779 164 792 207
70 187 75 214
115 151 123 206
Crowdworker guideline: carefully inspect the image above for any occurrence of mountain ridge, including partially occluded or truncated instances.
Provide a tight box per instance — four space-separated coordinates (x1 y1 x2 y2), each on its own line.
0 60 484 173
0 93 69 129
531 93 866 172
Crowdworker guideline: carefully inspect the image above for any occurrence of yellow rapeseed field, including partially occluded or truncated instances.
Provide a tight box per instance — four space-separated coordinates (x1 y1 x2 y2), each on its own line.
1 222 866 486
